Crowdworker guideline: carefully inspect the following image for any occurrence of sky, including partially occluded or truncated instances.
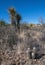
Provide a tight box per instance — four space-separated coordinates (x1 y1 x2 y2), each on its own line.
0 0 45 24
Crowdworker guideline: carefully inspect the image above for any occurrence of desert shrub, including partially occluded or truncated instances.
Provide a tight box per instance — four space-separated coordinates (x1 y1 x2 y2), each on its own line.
30 24 33 28
7 34 18 50
0 20 6 26
22 24 29 29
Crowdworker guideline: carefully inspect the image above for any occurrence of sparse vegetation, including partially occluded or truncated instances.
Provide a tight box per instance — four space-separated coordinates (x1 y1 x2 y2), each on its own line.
0 7 45 65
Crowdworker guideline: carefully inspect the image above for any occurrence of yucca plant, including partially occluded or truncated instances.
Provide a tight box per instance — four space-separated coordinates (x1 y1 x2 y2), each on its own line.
8 7 16 26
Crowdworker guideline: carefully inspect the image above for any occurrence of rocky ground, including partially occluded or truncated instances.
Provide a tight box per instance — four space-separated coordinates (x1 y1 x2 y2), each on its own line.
0 25 45 65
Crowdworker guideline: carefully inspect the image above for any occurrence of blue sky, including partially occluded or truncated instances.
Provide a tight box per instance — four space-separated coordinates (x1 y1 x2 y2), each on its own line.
0 0 45 24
